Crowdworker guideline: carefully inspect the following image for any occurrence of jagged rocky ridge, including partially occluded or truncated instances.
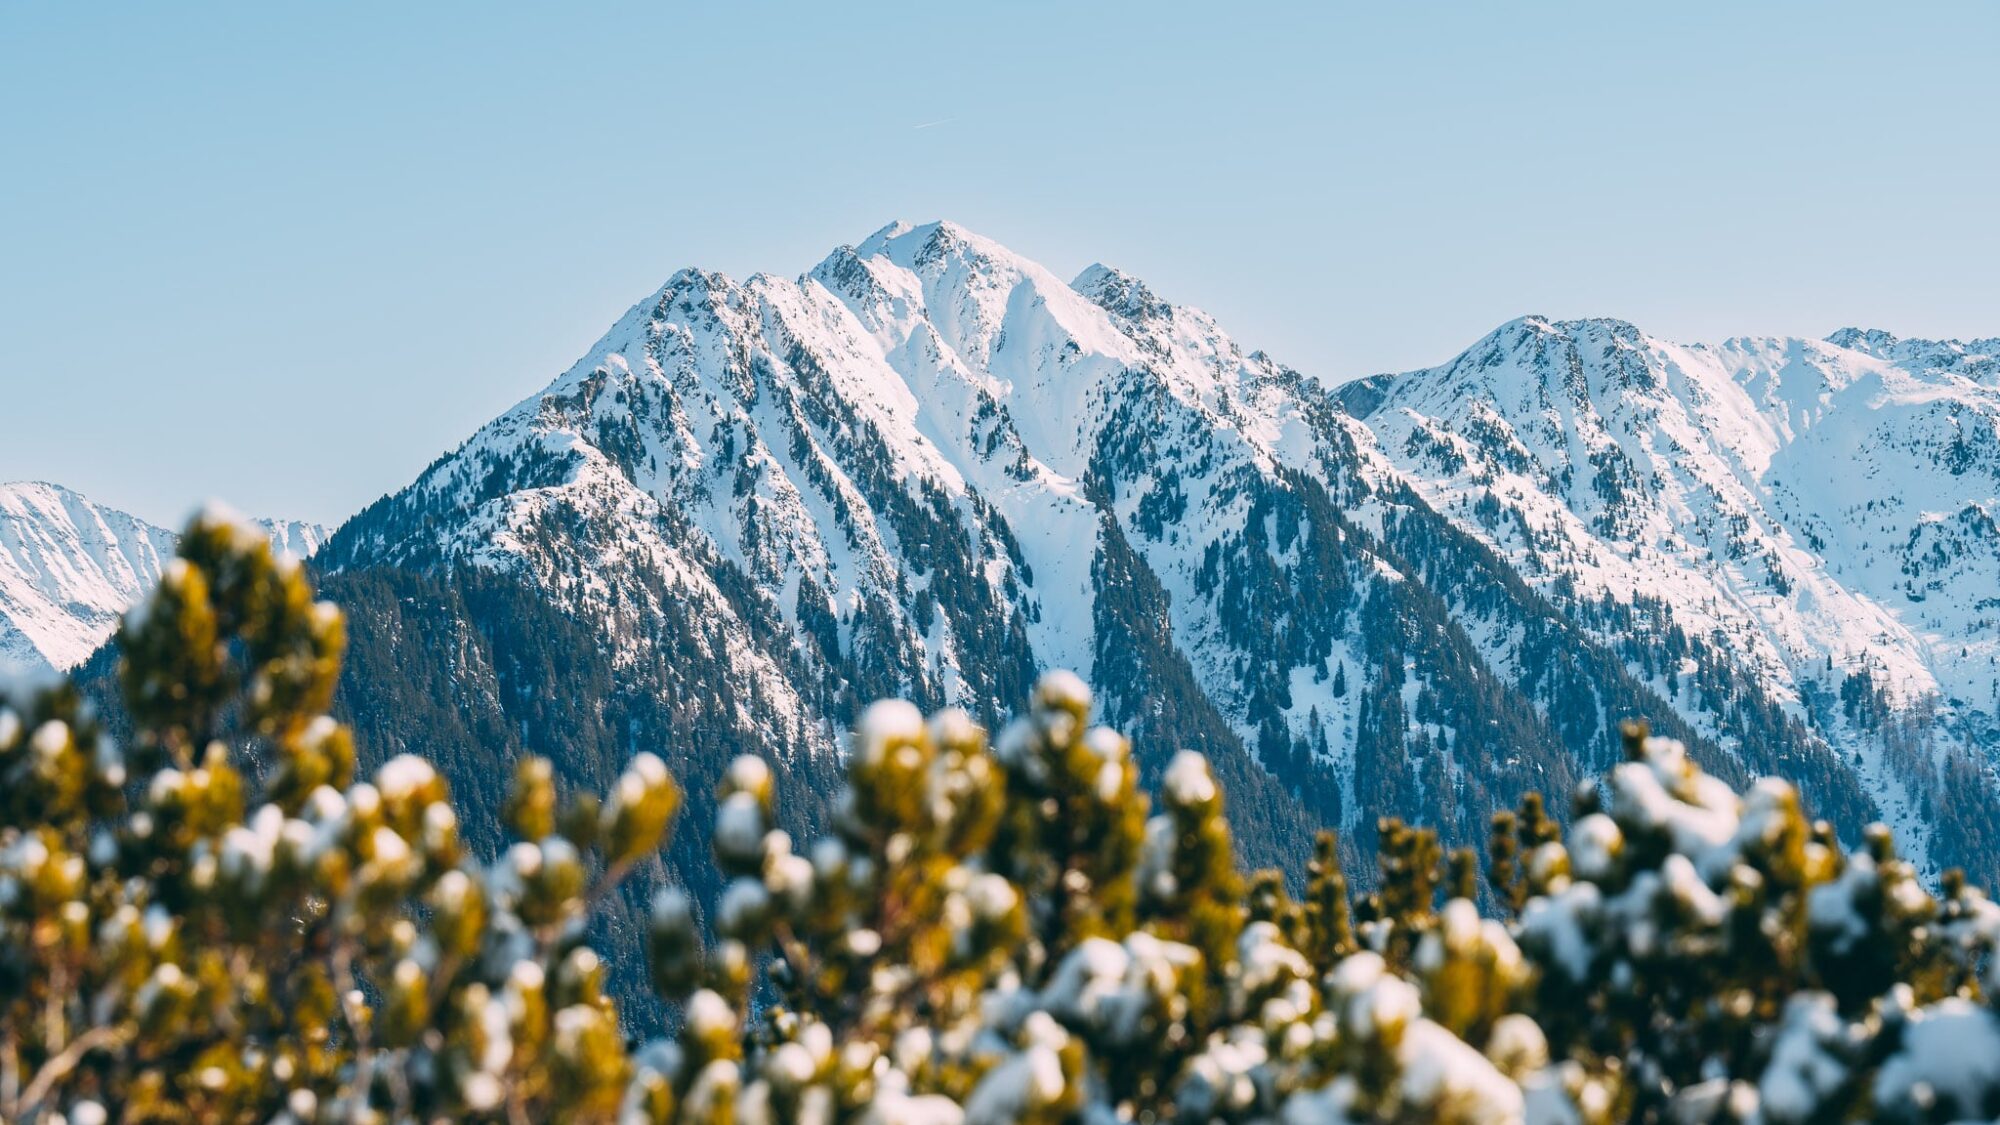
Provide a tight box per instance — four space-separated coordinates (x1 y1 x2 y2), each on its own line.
1342 317 2000 877
307 220 1995 885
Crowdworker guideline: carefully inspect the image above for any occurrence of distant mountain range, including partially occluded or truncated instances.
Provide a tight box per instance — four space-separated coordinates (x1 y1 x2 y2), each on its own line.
0 481 325 678
13 221 1998 888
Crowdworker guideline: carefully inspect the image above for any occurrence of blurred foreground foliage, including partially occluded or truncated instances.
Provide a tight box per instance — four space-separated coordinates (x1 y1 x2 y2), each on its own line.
3 512 1999 1123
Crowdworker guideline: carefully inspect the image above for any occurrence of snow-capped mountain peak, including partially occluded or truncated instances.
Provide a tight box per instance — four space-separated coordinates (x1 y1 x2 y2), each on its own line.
0 482 178 678
293 226 1787 863
224 217 2000 881
0 482 331 677
1824 327 2000 385
1348 314 2000 870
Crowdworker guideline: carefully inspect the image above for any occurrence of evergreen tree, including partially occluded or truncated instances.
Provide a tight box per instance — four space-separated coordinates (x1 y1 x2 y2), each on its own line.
4 512 1999 1122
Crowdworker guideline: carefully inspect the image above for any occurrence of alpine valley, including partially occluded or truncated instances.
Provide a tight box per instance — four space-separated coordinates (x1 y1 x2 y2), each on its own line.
18 221 2000 911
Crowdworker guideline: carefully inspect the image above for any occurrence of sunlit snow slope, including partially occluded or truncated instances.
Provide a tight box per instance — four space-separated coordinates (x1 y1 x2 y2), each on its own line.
0 481 328 677
1343 318 2000 868
318 220 1992 874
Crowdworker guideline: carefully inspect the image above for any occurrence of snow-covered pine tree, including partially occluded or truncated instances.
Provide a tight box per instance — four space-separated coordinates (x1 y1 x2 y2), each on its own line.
2 511 1998 1123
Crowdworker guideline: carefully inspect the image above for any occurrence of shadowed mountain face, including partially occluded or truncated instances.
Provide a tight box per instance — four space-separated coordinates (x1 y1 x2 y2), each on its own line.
297 220 1996 885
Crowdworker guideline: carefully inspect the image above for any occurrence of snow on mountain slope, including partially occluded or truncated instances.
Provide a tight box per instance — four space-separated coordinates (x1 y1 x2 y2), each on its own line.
264 518 332 561
0 483 179 678
322 220 1913 877
19 221 1984 875
0 482 330 677
329 225 1289 726
1344 319 2000 868
322 220 1233 755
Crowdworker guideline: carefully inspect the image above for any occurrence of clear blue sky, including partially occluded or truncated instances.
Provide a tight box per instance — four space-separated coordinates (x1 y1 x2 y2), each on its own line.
4 2 1997 527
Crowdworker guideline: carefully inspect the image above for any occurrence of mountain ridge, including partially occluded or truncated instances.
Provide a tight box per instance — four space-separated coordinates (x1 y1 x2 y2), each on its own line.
21 220 1999 886
298 219 1972 876
1344 311 1999 871
0 481 329 678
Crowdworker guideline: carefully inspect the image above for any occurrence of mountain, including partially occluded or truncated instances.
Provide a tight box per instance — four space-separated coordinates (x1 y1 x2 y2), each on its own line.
36 221 1990 1021
0 481 328 678
263 515 332 562
0 483 180 679
33 222 1988 898
313 219 1964 897
1341 317 2000 874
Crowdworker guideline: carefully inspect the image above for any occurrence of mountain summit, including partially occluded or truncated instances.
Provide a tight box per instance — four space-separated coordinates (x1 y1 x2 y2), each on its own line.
0 482 179 677
0 482 327 677
306 220 1999 885
1349 315 2000 868
19 222 1990 894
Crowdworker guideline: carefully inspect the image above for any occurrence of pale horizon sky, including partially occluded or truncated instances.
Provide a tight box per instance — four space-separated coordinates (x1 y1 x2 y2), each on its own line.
4 2 1998 527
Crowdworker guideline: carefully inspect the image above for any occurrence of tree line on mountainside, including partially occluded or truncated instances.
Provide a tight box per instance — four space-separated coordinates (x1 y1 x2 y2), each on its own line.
7 510 2000 1122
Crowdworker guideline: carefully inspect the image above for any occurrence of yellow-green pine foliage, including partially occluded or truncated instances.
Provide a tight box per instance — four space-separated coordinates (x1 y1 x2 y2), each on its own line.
2 512 1999 1123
